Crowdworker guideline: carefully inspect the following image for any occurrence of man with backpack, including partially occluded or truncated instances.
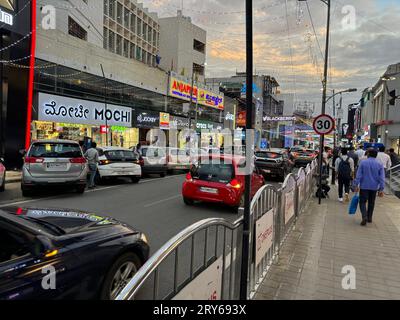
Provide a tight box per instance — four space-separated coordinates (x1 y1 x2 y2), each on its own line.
335 148 355 203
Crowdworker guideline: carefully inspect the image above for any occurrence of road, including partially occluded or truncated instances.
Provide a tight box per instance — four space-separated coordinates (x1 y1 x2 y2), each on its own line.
0 174 283 252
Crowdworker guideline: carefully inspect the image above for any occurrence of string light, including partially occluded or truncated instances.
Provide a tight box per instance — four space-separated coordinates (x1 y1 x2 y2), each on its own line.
0 0 32 29
0 32 33 53
0 55 32 64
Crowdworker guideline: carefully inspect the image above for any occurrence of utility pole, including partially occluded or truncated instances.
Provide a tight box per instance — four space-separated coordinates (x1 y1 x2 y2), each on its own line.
317 0 331 205
331 89 336 185
240 0 253 300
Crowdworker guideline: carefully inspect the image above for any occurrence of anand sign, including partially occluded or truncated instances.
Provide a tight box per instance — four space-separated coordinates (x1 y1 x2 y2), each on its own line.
38 93 132 127
169 73 224 110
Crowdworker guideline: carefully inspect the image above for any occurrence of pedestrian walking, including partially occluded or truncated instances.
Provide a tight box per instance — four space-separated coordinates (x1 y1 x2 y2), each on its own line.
353 149 385 226
355 145 365 159
377 146 392 172
84 142 99 189
389 148 399 167
335 148 355 203
348 147 359 170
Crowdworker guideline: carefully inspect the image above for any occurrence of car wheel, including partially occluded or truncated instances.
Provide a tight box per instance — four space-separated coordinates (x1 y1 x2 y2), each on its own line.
22 188 33 197
76 185 86 194
183 197 194 206
131 176 140 184
100 252 141 300
0 173 5 192
160 172 166 178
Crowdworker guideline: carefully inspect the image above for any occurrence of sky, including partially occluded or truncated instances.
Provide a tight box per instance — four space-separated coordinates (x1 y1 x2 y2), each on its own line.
141 0 400 117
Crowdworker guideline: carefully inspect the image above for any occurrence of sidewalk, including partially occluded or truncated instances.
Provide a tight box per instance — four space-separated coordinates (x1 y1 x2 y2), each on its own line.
5 170 22 183
254 185 400 300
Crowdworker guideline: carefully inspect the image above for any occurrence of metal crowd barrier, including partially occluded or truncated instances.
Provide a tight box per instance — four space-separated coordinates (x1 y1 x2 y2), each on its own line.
116 160 318 300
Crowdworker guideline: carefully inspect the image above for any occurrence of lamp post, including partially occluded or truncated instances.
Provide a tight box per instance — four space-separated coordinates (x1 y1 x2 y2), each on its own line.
188 63 207 132
100 64 110 147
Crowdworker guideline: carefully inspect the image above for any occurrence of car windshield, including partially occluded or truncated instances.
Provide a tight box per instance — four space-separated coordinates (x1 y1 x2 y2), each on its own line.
29 143 82 158
105 150 137 161
142 148 166 157
192 163 234 184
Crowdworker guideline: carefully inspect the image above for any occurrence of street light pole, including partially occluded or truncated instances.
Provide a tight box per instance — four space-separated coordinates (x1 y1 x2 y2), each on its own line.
100 64 109 147
240 0 253 300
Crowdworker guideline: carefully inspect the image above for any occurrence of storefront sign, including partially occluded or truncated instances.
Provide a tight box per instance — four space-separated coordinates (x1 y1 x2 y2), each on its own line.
170 116 190 130
169 73 224 110
237 111 246 127
0 7 13 26
38 93 132 127
255 209 274 267
159 112 170 129
195 120 222 131
132 111 160 128
198 88 224 110
173 256 223 300
263 116 297 122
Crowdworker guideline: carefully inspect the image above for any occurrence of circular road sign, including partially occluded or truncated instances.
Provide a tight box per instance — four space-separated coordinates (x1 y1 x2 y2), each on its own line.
313 114 335 135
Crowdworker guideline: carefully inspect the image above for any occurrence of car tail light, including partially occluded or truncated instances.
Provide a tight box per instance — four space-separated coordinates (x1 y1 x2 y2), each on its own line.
99 160 111 166
186 172 193 181
25 157 44 164
227 179 241 189
70 157 87 164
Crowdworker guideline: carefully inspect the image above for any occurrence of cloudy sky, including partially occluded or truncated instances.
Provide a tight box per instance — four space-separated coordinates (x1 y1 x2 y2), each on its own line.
141 0 400 115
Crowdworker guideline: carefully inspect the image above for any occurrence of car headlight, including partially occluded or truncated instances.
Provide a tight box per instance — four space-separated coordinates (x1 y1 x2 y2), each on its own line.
140 233 149 244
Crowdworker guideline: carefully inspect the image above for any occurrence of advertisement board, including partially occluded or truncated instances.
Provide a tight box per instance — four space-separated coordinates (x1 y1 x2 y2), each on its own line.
285 191 295 224
169 73 224 110
132 110 160 129
38 93 133 127
159 112 170 129
173 256 223 300
255 209 274 267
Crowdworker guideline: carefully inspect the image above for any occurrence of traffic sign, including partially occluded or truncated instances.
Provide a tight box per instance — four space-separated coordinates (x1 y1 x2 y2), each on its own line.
313 114 335 135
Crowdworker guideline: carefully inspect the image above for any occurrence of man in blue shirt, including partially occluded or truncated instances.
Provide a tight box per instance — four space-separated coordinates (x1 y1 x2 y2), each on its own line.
353 149 385 226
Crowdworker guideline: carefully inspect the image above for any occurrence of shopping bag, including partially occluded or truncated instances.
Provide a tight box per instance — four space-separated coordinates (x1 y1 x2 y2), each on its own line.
348 193 359 215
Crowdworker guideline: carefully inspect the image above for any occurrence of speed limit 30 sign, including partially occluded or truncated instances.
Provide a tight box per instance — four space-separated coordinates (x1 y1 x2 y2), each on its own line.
313 114 335 135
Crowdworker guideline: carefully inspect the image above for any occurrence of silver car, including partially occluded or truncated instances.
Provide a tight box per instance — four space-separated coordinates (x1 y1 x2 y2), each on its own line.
21 140 88 197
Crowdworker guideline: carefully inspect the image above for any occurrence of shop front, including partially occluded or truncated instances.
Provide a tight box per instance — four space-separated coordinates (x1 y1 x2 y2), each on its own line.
170 115 191 148
34 92 138 148
195 120 224 148
1 0 34 168
132 110 161 145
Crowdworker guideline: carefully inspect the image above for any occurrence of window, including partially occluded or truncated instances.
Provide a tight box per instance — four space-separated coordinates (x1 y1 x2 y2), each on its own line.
143 24 148 41
117 2 123 24
148 27 152 43
193 39 206 54
104 0 108 16
124 39 129 58
103 27 108 49
109 0 115 20
124 7 130 29
116 35 122 55
137 19 142 37
68 17 87 41
130 14 136 33
193 63 205 76
29 143 83 158
0 226 31 264
108 31 115 52
153 30 157 46
130 43 135 59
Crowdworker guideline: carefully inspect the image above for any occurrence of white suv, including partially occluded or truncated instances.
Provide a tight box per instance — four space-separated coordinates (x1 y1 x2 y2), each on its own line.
97 147 142 183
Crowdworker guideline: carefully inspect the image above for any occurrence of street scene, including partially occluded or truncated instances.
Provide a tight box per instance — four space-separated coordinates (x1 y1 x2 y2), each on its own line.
1 0 400 303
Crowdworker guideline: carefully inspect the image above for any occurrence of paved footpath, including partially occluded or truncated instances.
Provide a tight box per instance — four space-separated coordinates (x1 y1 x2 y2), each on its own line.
254 186 400 300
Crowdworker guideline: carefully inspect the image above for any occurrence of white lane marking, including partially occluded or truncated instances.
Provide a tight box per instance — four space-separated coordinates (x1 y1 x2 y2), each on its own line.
0 175 184 208
143 194 181 208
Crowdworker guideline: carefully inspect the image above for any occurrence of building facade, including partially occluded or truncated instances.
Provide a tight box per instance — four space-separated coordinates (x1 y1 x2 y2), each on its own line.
159 10 206 81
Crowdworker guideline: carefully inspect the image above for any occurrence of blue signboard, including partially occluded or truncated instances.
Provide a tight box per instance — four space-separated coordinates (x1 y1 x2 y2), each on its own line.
241 83 260 94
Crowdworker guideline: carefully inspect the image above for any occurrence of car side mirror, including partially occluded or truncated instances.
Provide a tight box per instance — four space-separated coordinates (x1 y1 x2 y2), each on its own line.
19 149 26 156
35 235 56 256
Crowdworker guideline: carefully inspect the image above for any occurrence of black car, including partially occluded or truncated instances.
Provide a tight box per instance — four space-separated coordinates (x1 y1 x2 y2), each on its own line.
255 149 294 182
0 207 149 300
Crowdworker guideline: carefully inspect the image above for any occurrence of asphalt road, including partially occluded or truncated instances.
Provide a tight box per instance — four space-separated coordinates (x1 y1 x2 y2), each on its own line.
0 174 283 252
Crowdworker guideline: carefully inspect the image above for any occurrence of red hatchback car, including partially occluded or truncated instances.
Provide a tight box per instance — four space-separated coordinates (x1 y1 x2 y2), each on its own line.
182 155 265 211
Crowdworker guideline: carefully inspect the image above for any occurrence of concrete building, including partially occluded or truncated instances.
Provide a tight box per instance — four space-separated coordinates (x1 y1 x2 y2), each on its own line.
371 63 400 149
159 10 207 81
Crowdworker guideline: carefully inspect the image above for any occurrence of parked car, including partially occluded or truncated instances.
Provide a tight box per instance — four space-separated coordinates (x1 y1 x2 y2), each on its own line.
0 207 149 300
255 149 294 182
138 146 168 177
292 148 318 167
182 155 265 211
21 140 88 197
0 157 5 192
167 148 192 173
97 147 142 183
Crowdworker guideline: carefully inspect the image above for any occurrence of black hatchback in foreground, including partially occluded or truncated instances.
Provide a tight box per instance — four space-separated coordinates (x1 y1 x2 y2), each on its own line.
0 207 149 300
255 149 294 182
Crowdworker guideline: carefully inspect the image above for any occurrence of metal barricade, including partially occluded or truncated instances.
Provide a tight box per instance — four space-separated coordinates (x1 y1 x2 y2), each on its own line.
117 160 318 300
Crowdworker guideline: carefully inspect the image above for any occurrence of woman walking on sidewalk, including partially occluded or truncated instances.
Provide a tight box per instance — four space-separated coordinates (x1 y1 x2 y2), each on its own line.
353 149 385 226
